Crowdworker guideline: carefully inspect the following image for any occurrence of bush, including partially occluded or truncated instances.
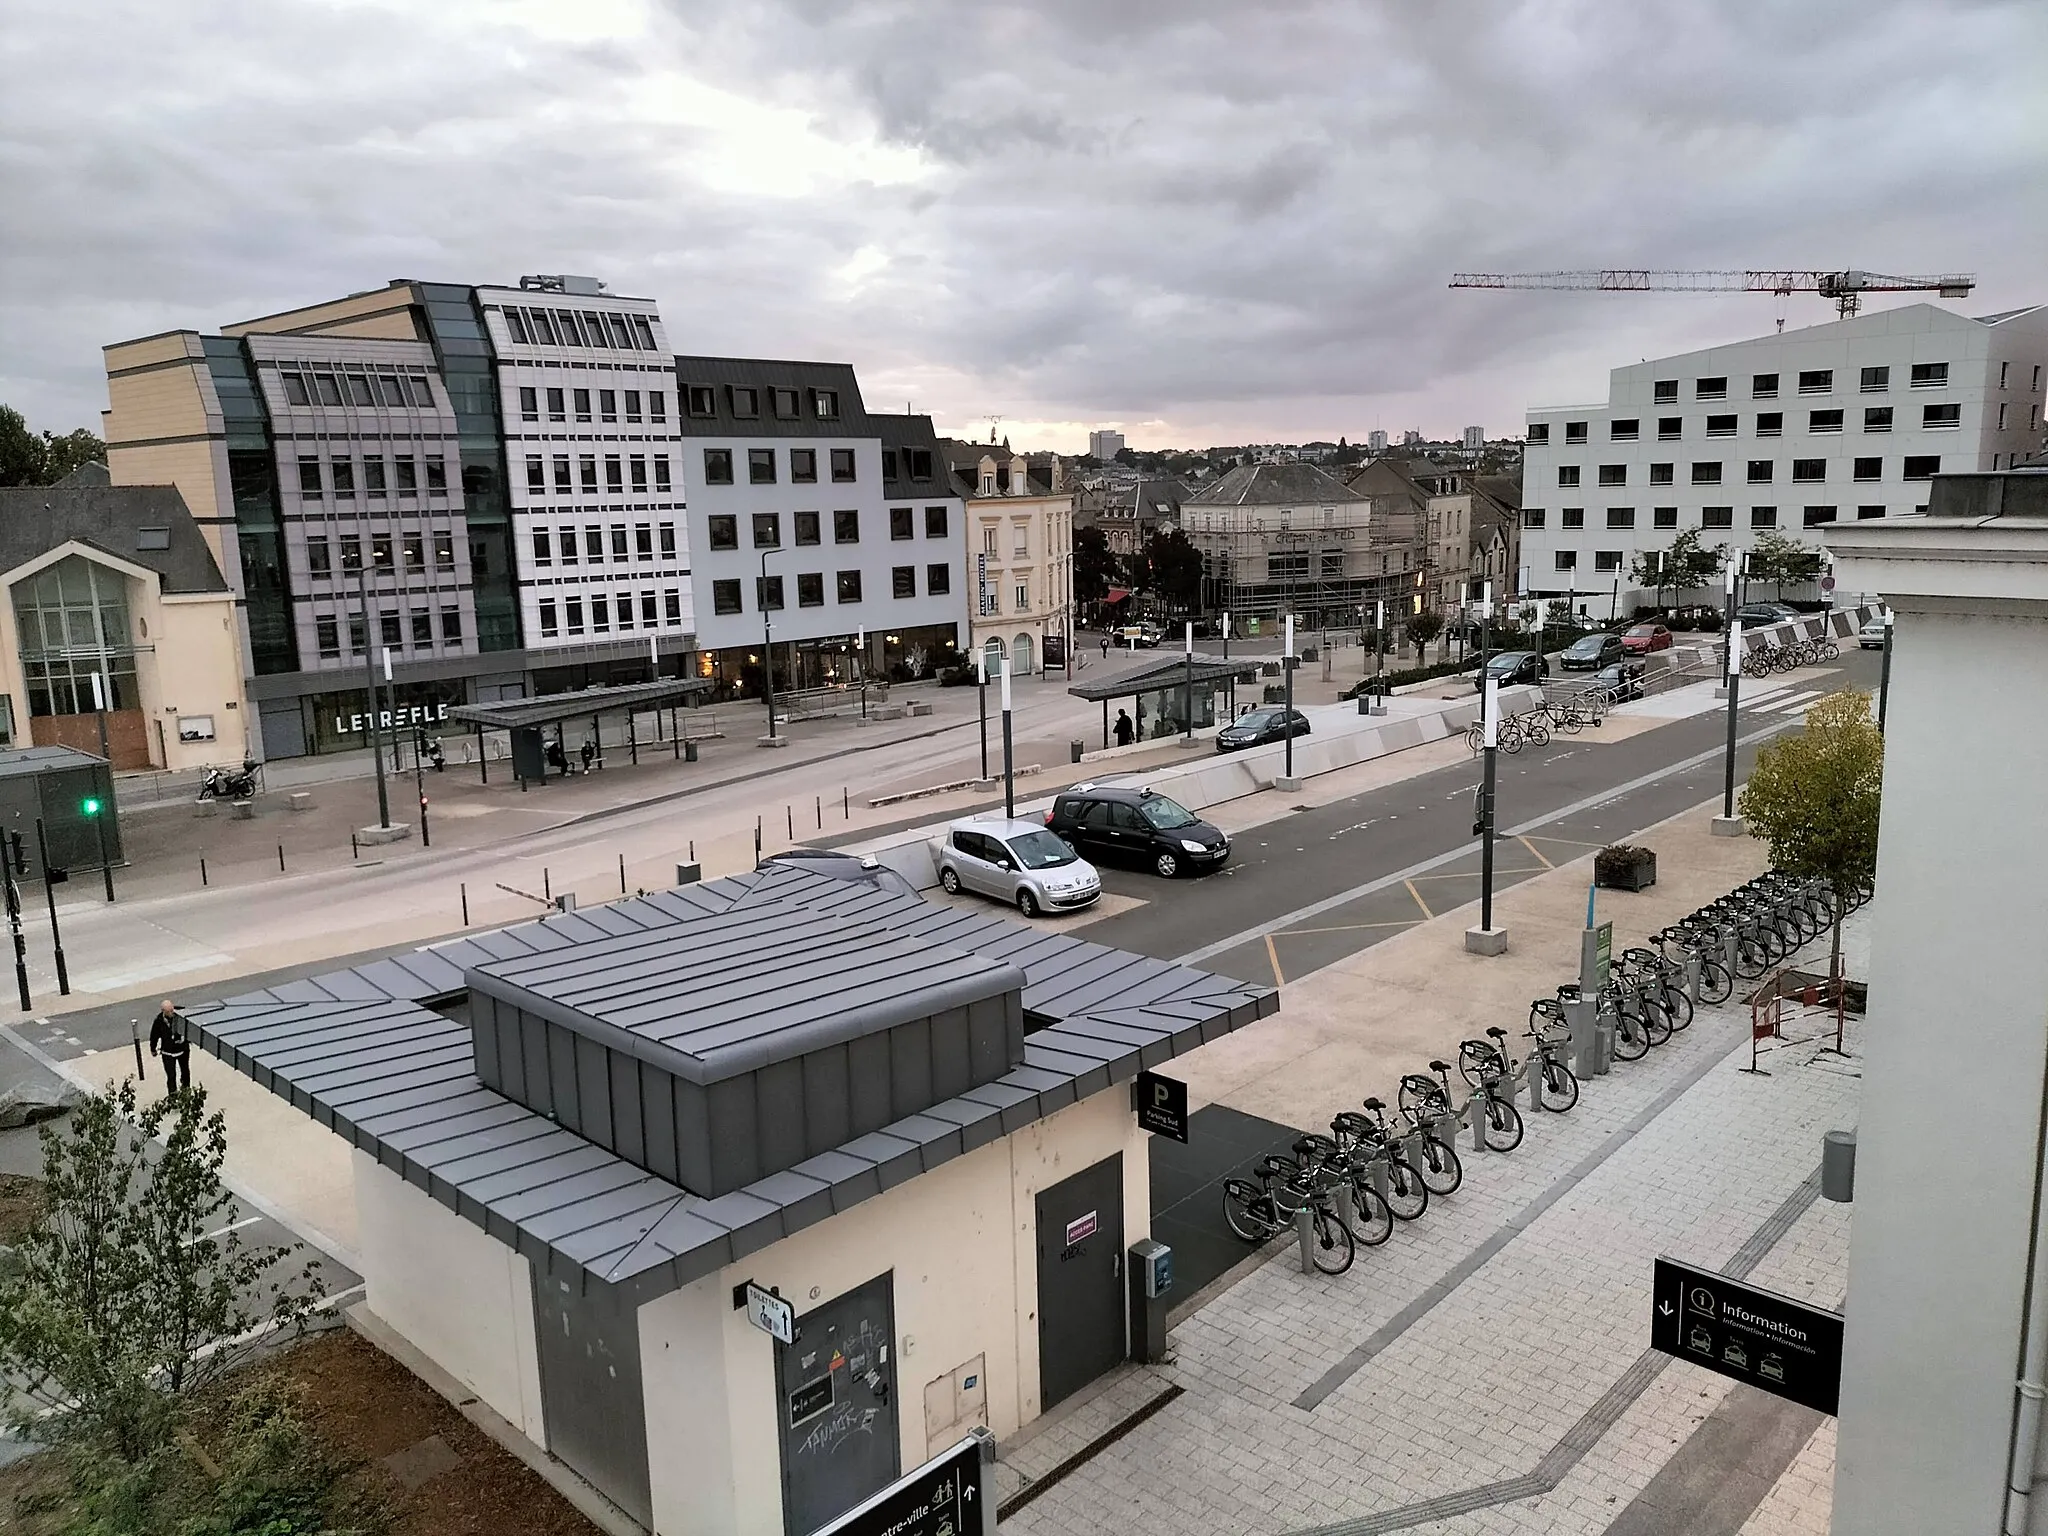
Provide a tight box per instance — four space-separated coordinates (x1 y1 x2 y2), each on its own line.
1341 656 1478 699
1593 843 1653 881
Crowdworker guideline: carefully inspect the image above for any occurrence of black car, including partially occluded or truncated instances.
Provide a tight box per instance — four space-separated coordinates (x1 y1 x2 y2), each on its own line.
1591 661 1646 701
1045 784 1230 879
1559 633 1625 671
1216 706 1312 752
1735 601 1803 629
1474 650 1547 689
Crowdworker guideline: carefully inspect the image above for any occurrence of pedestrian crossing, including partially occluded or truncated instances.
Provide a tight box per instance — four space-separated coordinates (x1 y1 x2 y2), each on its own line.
1748 688 1825 715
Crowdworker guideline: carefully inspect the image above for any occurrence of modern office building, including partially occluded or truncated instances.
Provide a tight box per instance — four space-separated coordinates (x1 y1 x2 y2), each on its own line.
1088 428 1125 461
1519 302 2048 603
940 441 1074 675
102 275 691 758
1368 429 1388 455
673 360 965 695
1462 425 1484 452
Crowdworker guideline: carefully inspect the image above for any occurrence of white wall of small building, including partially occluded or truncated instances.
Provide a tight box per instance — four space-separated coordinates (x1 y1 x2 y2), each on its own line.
1518 303 2048 600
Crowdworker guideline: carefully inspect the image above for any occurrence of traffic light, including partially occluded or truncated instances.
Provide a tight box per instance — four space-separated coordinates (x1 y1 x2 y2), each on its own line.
81 797 101 817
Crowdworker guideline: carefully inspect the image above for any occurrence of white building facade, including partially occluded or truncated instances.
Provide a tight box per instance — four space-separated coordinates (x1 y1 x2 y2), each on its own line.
947 444 1073 676
478 281 695 663
1517 303 2048 601
1088 428 1125 460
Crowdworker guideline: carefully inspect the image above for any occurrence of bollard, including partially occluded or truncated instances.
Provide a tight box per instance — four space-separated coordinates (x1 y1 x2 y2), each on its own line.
844 787 849 820
754 821 762 861
278 843 285 874
1468 1093 1490 1154
787 805 793 840
689 839 695 862
619 853 627 894
544 867 551 901
200 858 208 888
1822 1129 1856 1202
351 832 359 861
1295 1204 1316 1274
816 795 822 830
461 883 469 925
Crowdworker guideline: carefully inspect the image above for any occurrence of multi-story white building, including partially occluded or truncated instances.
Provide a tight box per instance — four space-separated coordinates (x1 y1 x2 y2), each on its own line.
479 278 693 665
1462 425 1484 452
1519 302 2048 602
675 360 966 694
1088 428 1125 461
1368 429 1388 455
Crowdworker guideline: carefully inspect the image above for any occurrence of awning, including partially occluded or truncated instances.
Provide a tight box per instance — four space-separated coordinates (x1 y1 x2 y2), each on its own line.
1104 587 1132 603
1067 654 1257 702
448 676 714 732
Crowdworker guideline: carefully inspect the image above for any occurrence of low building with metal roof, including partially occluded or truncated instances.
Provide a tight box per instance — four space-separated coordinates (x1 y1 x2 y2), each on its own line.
1069 652 1257 745
191 861 1275 1533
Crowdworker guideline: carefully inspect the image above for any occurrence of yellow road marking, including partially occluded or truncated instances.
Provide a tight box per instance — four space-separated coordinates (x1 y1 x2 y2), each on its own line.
1276 919 1422 937
1410 867 1546 882
1264 933 1287 988
1405 879 1434 919
1519 835 1555 869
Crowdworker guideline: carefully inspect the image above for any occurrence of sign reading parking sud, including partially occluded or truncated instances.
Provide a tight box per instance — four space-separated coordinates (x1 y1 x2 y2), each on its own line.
810 1428 995 1536
1133 1070 1189 1143
1650 1257 1843 1414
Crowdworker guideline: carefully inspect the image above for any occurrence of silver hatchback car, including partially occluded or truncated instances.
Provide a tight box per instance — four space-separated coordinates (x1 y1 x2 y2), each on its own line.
937 817 1101 918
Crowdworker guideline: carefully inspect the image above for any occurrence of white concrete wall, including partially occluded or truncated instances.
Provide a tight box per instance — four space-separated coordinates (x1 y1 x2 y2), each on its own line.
351 1152 546 1444
639 1085 1148 1536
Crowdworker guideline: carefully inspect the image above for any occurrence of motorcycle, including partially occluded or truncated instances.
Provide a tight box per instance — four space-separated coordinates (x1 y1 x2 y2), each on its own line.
197 758 260 801
415 732 446 772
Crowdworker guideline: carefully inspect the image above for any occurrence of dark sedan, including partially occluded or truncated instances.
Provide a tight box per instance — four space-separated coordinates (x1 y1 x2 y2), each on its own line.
1217 707 1312 752
1560 632 1626 671
1475 650 1547 689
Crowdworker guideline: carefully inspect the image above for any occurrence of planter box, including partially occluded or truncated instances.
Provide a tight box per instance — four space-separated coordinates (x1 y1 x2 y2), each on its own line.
1596 852 1657 892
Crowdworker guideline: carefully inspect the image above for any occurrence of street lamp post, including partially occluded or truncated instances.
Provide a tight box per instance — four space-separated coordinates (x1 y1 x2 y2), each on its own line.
1182 622 1194 743
759 549 780 740
1000 658 1015 819
354 557 391 829
1282 614 1298 780
1714 552 1746 836
1877 609 1894 733
976 649 989 780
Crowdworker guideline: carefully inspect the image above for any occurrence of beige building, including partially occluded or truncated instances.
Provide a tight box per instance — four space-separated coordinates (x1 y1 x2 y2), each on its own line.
942 440 1074 675
0 467 246 771
1184 460 1416 623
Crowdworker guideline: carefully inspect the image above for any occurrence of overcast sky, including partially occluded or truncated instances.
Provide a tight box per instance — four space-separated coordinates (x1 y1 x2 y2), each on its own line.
3 0 2042 453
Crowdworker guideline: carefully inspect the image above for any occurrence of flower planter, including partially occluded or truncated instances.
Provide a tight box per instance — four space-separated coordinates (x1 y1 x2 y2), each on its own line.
1594 846 1657 892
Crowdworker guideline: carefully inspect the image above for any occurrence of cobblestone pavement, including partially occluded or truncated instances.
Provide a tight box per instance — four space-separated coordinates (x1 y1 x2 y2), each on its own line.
1002 923 1861 1535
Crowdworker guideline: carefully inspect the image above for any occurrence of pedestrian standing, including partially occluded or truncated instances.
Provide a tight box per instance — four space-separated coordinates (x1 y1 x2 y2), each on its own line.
1113 708 1135 747
150 997 191 1096
1100 635 1109 659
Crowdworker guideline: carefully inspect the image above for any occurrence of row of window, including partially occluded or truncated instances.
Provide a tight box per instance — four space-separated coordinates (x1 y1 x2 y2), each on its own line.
279 369 435 411
881 448 937 482
304 531 459 579
708 565 949 615
1535 504 1891 548
701 446 857 486
530 522 680 568
536 589 688 639
517 385 668 426
1541 404 1967 450
501 306 660 352
296 454 449 499
314 607 465 659
1562 453 1943 490
684 384 839 422
523 452 674 497
704 506 949 552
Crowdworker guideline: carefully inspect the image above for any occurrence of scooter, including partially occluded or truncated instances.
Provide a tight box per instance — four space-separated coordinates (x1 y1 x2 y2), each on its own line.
415 733 446 772
196 758 259 801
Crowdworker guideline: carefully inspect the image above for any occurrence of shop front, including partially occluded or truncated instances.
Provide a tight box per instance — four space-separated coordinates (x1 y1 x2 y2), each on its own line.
302 679 469 756
693 622 961 703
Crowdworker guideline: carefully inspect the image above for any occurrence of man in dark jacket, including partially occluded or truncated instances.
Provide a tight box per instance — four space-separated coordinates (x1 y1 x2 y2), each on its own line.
1113 708 1135 747
150 998 191 1095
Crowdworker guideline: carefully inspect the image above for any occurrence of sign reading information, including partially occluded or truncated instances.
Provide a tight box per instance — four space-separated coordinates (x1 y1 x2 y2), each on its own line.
812 1428 995 1536
1650 1256 1843 1415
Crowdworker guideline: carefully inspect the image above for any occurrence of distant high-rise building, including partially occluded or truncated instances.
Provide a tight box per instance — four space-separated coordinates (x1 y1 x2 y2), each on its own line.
1402 430 1422 447
1463 426 1485 451
1368 429 1388 455
1088 429 1125 460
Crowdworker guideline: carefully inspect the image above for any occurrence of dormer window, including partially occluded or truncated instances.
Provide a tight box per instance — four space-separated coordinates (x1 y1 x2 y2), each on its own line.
812 389 839 418
728 386 759 418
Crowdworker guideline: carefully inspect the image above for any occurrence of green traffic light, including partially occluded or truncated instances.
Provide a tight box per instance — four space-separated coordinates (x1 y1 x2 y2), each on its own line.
81 798 100 816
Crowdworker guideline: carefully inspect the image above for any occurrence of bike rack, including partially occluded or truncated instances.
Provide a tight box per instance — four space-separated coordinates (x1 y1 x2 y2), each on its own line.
1294 1203 1317 1274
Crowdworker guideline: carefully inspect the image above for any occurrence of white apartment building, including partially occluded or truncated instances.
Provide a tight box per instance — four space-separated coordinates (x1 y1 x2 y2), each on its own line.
479 279 694 663
1520 302 2048 602
1368 430 1388 455
1088 428 1125 460
1462 426 1484 452
944 442 1073 676
676 361 966 694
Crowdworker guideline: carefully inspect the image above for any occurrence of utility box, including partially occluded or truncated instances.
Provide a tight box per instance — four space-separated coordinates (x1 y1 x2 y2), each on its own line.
1128 1239 1172 1363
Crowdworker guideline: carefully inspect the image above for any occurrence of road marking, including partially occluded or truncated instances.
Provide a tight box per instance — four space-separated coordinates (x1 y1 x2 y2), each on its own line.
1278 919 1422 937
1411 866 1543 882
1263 933 1287 988
1518 836 1554 869
1174 716 1802 967
1758 690 1823 715
1404 880 1434 919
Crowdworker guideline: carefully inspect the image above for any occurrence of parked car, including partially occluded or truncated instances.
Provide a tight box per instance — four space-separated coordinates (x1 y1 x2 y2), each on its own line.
1591 661 1647 702
937 817 1101 917
1859 615 1888 649
1216 706 1312 752
1560 633 1625 671
1474 650 1548 689
758 847 920 898
1117 623 1163 648
1734 601 1803 629
1046 784 1230 879
1620 622 1673 655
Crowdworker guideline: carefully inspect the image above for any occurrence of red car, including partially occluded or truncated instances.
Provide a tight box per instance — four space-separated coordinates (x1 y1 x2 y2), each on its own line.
1620 623 1673 655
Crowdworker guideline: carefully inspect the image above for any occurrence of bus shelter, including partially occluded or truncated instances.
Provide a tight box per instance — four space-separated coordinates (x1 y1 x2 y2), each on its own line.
449 676 715 787
1068 655 1254 747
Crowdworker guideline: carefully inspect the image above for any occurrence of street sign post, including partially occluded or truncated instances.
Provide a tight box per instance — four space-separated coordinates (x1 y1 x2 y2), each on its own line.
812 1428 996 1536
1650 1257 1843 1414
1133 1071 1189 1142
740 1280 794 1345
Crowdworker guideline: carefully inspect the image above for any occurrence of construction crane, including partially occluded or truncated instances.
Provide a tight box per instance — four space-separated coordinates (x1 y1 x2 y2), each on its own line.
1448 269 1975 319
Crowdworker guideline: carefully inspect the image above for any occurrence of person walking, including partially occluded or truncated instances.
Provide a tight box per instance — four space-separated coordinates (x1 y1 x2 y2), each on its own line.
1113 708 1135 747
149 998 191 1096
1100 634 1110 660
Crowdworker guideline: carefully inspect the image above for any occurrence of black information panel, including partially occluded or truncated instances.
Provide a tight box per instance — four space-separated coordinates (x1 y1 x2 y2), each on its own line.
811 1430 993 1536
1134 1071 1189 1143
1650 1256 1844 1415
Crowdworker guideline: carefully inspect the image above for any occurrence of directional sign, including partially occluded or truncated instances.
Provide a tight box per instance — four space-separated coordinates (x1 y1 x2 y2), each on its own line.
1133 1070 1189 1142
1650 1256 1843 1414
742 1280 794 1345
811 1427 995 1536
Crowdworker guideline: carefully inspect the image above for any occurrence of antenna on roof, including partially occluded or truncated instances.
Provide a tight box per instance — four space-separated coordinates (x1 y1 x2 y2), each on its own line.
985 415 1003 445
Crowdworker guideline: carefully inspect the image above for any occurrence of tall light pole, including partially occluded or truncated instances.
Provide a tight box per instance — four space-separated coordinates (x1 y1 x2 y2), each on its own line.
354 556 391 830
759 549 780 740
1877 608 1894 733
976 648 989 780
1000 657 1015 819
1182 621 1194 743
1282 613 1298 780
1714 553 1745 835
1479 676 1499 929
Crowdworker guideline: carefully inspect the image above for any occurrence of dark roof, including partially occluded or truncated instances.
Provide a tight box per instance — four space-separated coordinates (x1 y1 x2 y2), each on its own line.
50 461 111 488
1474 474 1522 510
189 864 1275 1303
869 413 957 500
1068 654 1254 701
447 677 711 731
0 483 228 594
1185 462 1365 507
667 356 871 438
0 745 108 781
938 439 1060 499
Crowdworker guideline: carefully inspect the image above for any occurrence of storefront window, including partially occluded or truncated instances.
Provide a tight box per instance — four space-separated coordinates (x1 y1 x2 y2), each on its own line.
304 679 467 755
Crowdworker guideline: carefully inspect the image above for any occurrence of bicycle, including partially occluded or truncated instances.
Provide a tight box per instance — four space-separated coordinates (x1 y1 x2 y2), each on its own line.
1453 1033 1528 1150
1522 1000 1582 1111
1395 1067 1475 1183
1338 1101 1431 1221
1621 946 1692 1031
1292 1132 1395 1248
1655 926 1732 1006
1221 1154 1356 1274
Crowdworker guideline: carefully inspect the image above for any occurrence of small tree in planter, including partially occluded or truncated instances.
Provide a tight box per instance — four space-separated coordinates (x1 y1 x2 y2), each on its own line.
1594 843 1657 892
1405 610 1444 664
1738 689 1883 990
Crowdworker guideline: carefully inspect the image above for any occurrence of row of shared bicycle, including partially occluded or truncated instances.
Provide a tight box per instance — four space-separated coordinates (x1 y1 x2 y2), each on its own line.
1462 694 1605 755
1220 867 1866 1276
1742 634 1840 676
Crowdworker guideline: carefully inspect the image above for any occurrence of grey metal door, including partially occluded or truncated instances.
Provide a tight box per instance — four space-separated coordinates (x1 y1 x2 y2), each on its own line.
778 1271 900 1536
1036 1152 1125 1410
533 1272 652 1528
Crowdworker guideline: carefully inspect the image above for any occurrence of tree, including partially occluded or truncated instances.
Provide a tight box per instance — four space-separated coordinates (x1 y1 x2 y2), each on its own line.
1738 690 1883 988
1072 524 1116 608
1145 527 1204 613
41 427 106 484
0 406 107 487
1631 528 1725 608
1749 530 1824 598
0 1081 324 1461
1405 609 1444 663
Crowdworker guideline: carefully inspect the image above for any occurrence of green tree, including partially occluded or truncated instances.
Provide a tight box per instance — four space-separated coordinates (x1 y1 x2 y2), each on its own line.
1748 530 1824 598
1405 609 1444 663
1632 528 1726 608
1738 690 1883 987
1072 524 1116 609
41 427 106 483
0 1081 324 1462
0 405 43 487
1144 527 1204 613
